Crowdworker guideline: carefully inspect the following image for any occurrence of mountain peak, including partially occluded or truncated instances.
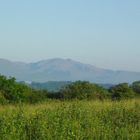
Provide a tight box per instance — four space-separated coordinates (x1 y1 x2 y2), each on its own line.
0 58 140 84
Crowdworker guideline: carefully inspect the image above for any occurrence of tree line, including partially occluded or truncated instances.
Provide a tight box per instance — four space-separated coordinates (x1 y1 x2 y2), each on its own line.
0 74 140 104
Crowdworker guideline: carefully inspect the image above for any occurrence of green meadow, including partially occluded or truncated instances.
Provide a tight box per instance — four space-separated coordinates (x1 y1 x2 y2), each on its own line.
0 99 140 140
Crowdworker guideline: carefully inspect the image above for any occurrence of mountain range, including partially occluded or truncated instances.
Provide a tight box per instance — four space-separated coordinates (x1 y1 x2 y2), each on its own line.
0 58 140 84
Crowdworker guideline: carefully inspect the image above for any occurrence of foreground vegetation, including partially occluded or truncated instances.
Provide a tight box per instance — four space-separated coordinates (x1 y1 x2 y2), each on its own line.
0 74 140 139
0 99 140 139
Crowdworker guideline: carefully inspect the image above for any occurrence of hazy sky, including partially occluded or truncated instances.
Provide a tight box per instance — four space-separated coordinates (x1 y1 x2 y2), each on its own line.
0 0 140 71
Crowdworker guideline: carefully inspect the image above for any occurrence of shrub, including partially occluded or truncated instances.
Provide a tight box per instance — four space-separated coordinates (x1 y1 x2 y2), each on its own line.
27 89 48 103
0 91 8 104
110 83 135 100
0 75 48 103
131 81 140 94
60 81 109 100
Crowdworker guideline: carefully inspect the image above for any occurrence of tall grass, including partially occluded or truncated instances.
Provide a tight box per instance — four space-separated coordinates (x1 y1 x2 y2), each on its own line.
0 99 140 140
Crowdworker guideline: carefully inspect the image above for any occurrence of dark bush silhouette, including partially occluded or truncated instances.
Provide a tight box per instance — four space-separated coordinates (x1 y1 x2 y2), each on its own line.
110 83 135 100
131 81 140 94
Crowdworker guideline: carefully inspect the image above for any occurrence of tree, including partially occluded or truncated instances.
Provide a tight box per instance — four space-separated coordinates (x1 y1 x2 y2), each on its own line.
110 83 135 100
60 81 109 100
0 91 8 104
131 81 140 94
0 74 48 103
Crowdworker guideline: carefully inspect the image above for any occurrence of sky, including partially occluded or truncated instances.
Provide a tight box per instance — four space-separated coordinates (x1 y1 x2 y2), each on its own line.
0 0 140 71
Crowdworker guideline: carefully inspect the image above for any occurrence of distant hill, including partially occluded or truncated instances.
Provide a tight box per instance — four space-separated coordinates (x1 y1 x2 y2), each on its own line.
29 81 113 91
30 81 72 91
0 58 140 84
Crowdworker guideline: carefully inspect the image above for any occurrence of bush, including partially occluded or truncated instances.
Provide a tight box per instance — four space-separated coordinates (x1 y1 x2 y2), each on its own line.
0 91 8 104
110 83 135 100
0 75 48 104
60 81 109 100
131 81 140 94
27 89 48 103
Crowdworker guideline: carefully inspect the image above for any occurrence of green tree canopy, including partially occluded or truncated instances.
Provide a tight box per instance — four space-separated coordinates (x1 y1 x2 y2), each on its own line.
0 75 48 103
61 81 109 100
110 83 135 100
131 81 140 94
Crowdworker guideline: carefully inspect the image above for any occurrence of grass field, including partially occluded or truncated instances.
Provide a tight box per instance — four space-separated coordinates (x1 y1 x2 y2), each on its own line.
0 99 140 140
